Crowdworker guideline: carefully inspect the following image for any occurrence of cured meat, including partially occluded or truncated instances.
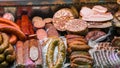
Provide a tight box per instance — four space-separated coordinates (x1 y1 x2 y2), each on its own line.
32 16 42 24
36 29 47 40
9 34 17 45
23 40 35 68
0 18 20 29
43 18 52 24
16 41 24 68
80 7 94 17
92 5 107 13
29 39 39 61
65 19 88 33
35 40 42 68
16 18 21 28
85 30 106 41
0 24 25 40
21 15 30 35
33 20 45 28
53 8 74 31
88 21 112 28
45 23 59 37
29 20 34 34
80 6 113 21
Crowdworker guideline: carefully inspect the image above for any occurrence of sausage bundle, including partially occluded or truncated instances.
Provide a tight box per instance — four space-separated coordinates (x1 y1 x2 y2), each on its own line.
66 34 92 68
0 33 15 67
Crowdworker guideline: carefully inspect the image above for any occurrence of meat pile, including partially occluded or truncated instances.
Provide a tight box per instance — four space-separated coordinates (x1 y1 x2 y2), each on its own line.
80 5 113 28
89 42 120 67
66 34 92 68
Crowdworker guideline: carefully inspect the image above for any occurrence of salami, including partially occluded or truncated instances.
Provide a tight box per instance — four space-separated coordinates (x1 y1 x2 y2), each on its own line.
36 29 47 40
53 8 75 31
65 19 88 34
45 23 59 37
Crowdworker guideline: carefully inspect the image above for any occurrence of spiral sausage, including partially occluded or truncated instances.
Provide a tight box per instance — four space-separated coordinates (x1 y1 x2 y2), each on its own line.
46 37 66 68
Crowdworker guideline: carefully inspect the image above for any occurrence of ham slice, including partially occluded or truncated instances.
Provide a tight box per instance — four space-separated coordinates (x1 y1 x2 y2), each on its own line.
92 5 107 13
80 7 94 17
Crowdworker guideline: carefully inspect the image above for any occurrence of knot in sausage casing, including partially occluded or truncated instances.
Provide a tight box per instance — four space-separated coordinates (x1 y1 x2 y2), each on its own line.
46 38 66 68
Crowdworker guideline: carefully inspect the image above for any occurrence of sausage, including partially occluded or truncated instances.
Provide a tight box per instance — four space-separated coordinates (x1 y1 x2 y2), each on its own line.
36 29 47 40
71 51 90 57
23 40 35 68
33 20 45 28
69 44 90 51
16 18 21 28
0 24 25 40
0 33 9 53
29 20 34 34
85 30 106 41
65 19 88 34
0 33 2 44
67 38 87 44
0 18 20 29
16 41 24 68
9 34 17 45
70 54 93 61
71 63 92 68
4 44 14 56
46 38 66 68
43 18 52 24
35 40 42 68
45 23 59 37
29 39 39 61
66 34 84 39
72 58 93 65
21 15 30 35
6 51 16 63
68 41 86 47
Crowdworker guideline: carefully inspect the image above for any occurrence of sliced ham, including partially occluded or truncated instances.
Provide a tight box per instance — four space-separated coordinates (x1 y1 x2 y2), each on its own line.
92 5 107 13
80 7 94 17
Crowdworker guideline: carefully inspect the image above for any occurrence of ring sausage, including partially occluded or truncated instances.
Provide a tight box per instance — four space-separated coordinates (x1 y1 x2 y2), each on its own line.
46 38 66 68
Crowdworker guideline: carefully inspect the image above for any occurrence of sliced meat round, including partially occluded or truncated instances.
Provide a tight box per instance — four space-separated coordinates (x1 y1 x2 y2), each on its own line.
65 19 88 33
36 29 47 40
33 20 45 28
43 18 53 24
53 8 74 31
